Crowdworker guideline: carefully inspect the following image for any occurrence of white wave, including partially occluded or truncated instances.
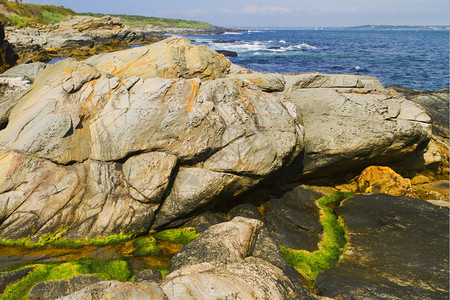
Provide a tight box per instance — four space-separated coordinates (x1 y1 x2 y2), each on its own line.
248 30 263 33
291 42 317 50
279 40 287 44
223 32 243 35
210 41 267 52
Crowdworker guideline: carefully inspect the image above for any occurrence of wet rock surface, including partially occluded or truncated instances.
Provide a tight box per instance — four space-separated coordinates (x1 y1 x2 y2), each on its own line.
316 194 449 300
28 274 103 300
0 267 33 293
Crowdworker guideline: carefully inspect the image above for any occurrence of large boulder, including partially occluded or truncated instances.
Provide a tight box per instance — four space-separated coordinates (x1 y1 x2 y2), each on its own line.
0 22 18 72
282 73 432 181
161 217 315 300
0 37 303 239
316 194 449 299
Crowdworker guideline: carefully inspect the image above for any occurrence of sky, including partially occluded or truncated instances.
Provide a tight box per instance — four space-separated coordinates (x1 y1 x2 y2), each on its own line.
25 0 450 27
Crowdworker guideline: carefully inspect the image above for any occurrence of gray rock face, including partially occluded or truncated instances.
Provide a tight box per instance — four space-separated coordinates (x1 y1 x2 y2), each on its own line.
135 269 163 283
283 73 431 180
162 217 315 300
28 275 103 300
0 37 303 240
316 194 449 299
0 62 47 82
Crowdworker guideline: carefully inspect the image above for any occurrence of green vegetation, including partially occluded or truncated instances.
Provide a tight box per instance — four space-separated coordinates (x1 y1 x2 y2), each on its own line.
87 233 135 247
154 228 200 245
280 192 354 286
0 232 134 249
134 236 161 257
79 12 214 28
0 0 75 27
0 258 132 300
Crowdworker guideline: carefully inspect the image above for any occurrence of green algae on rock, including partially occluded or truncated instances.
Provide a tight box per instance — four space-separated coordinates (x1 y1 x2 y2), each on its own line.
280 192 354 286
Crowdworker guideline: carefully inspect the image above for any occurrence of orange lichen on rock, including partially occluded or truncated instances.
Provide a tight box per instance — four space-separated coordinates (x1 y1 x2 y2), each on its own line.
356 166 411 196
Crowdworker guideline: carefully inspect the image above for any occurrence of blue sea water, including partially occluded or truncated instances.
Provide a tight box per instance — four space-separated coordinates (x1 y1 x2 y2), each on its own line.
184 29 449 91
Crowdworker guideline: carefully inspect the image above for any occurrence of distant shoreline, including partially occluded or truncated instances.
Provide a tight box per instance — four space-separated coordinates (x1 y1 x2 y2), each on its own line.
235 25 450 31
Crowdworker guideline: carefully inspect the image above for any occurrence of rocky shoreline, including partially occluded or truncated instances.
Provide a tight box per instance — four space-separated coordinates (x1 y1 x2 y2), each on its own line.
3 15 243 65
0 19 448 300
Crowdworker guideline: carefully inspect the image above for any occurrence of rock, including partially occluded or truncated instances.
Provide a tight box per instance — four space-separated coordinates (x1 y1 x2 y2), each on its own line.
0 267 33 293
230 72 286 92
316 194 449 299
0 37 302 239
388 86 449 140
283 73 431 181
255 185 324 251
356 166 411 196
28 274 103 300
135 269 163 283
58 280 167 300
216 50 238 57
0 62 47 82
181 211 228 233
162 217 315 300
5 16 148 63
0 22 18 72
86 36 230 80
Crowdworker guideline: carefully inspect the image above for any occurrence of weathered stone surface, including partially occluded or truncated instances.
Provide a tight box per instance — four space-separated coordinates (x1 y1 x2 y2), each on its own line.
0 62 46 82
0 267 33 293
283 75 431 180
28 274 103 300
316 194 449 299
0 38 302 239
58 280 167 300
86 36 230 80
256 185 324 251
122 152 177 203
230 72 286 92
6 16 147 63
162 217 314 300
135 269 163 283
356 166 411 196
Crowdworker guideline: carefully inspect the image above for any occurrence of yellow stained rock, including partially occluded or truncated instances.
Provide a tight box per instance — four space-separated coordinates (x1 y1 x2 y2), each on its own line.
356 166 411 196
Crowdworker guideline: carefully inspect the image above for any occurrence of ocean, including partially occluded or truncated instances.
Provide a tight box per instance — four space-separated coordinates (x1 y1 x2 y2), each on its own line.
184 29 449 92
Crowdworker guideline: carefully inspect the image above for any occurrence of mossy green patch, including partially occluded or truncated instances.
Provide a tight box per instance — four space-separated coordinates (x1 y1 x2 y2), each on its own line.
280 192 354 287
87 233 135 247
78 258 131 282
154 228 199 245
0 258 132 300
134 236 161 257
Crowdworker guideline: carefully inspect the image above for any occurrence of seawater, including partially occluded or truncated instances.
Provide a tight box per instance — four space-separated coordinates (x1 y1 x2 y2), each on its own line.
184 29 449 91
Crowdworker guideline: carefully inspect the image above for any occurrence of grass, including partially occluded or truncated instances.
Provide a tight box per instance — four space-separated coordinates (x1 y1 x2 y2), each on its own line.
280 192 354 287
154 228 200 245
79 12 214 28
0 0 75 27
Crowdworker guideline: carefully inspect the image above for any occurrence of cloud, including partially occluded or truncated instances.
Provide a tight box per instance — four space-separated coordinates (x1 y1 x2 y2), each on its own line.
242 5 293 14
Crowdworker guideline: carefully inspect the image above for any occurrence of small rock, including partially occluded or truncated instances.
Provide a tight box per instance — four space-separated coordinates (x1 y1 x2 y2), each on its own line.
216 50 238 57
135 269 163 283
356 166 411 196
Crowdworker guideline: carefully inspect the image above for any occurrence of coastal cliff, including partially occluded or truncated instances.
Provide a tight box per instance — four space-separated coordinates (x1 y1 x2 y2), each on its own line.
0 36 448 299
